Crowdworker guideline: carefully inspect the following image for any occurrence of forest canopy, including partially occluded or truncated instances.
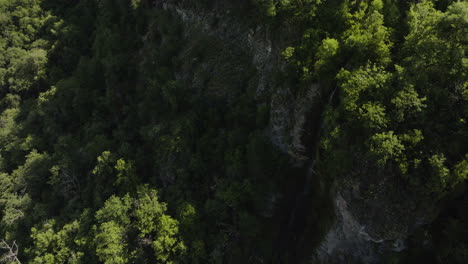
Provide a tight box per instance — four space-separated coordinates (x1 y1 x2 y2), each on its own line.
0 0 467 263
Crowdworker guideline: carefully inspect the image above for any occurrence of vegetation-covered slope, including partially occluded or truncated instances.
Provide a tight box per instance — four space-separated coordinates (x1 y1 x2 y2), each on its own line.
0 0 466 263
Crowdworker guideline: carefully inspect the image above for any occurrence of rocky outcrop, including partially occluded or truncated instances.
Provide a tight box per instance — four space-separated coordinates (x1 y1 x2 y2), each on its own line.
158 2 436 263
162 0 320 161
315 170 437 263
316 193 406 263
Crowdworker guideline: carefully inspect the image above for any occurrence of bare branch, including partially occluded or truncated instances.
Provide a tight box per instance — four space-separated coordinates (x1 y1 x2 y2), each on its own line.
0 240 21 264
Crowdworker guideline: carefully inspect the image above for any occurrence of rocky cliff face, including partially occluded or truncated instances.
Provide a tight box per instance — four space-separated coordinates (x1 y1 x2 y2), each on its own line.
159 1 434 263
316 187 429 263
161 0 320 162
315 164 438 263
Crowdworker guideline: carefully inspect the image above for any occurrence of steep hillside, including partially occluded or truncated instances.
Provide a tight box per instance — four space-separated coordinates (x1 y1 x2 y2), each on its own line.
0 0 466 263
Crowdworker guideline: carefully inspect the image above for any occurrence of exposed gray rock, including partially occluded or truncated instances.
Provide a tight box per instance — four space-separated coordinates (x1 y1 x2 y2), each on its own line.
163 1 318 161
157 3 437 263
316 193 386 264
315 172 436 263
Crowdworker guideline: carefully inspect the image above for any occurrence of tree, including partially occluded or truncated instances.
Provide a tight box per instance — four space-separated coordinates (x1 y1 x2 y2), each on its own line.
342 0 392 66
95 195 132 227
251 0 277 17
114 159 137 194
314 38 339 74
426 154 450 193
453 155 468 185
134 188 166 236
90 151 117 206
0 193 31 229
94 186 186 263
27 220 83 264
95 221 128 264
391 81 427 122
358 102 388 129
7 48 47 92
10 150 52 201
369 131 405 166
337 64 391 115
152 214 185 264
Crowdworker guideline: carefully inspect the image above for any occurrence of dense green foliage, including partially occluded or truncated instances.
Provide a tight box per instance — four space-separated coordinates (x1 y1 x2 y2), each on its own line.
0 0 466 263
